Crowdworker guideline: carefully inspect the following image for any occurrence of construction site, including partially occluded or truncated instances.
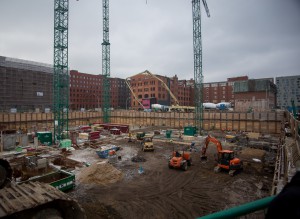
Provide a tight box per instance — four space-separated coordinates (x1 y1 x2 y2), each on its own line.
1 0 300 219
1 109 300 218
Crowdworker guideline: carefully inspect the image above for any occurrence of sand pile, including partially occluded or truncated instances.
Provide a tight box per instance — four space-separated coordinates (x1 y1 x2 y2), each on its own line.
77 161 123 185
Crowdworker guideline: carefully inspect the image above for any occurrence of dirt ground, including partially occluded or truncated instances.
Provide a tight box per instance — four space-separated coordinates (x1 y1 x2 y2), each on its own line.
68 129 276 219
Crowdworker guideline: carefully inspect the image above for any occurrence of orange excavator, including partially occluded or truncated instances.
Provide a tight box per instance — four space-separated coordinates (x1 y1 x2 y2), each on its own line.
201 135 243 176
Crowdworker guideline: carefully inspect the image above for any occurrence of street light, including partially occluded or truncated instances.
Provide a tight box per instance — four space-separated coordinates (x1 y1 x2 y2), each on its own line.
126 97 131 110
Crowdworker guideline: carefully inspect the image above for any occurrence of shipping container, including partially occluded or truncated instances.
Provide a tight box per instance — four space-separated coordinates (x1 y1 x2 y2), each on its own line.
37 131 52 146
184 126 197 136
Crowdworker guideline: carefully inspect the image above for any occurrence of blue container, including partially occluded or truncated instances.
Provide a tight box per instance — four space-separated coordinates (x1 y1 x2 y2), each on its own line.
96 146 118 159
96 150 110 159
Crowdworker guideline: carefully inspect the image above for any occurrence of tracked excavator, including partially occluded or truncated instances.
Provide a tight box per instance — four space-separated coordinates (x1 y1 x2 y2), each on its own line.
201 135 243 176
0 158 86 218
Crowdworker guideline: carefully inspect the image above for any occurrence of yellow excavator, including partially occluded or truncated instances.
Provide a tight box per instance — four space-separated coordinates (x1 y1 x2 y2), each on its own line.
201 135 243 176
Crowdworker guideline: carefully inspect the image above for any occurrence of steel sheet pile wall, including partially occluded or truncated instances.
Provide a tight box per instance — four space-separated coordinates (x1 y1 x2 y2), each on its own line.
0 110 283 134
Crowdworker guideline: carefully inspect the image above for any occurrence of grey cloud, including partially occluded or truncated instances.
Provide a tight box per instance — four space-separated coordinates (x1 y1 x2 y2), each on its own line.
1 0 299 82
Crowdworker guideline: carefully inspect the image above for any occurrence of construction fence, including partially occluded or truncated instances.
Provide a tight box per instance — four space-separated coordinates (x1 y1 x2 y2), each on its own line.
0 110 284 134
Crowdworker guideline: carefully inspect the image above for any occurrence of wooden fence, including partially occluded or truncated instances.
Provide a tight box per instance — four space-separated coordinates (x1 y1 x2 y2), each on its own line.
0 110 284 134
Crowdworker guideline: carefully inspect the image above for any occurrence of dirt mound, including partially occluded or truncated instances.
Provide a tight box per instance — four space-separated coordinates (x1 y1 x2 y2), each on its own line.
77 161 123 185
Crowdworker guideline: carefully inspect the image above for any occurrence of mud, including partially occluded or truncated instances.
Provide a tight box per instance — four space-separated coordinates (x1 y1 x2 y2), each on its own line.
69 133 276 219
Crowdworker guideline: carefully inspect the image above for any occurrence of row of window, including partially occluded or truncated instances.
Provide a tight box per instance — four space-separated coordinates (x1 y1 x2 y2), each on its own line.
204 82 234 88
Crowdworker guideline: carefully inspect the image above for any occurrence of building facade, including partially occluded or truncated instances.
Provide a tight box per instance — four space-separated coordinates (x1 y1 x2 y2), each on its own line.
0 56 53 112
70 70 129 110
276 75 300 110
234 79 277 112
128 71 194 110
203 76 248 106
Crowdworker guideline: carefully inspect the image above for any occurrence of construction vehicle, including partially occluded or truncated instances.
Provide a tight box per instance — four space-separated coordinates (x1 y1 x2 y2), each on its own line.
126 70 180 110
201 135 243 176
141 134 154 152
0 158 86 218
125 78 145 110
168 150 192 171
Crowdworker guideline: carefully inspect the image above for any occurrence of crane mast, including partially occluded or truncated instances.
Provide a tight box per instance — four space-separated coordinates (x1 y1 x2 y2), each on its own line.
102 0 111 123
53 0 69 142
192 0 210 134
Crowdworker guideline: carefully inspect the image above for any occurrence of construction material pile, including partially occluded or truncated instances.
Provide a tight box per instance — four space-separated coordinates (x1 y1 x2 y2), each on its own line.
77 162 123 185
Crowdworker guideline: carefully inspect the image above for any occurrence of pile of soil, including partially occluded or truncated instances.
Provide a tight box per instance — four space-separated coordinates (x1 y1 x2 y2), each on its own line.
77 161 123 185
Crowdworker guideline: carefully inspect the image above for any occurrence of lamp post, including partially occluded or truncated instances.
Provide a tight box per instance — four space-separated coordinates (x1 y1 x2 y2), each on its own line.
126 97 131 110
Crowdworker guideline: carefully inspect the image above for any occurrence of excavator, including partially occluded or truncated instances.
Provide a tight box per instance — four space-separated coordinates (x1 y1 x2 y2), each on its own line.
201 135 243 176
126 70 199 112
0 158 86 218
168 149 192 171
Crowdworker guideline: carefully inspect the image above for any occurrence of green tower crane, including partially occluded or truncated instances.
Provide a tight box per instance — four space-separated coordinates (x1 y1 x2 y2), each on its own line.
192 0 210 134
102 0 111 123
53 0 69 142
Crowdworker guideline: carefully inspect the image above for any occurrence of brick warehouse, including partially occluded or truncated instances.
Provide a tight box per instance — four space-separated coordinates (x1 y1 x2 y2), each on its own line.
234 78 277 112
203 76 248 106
70 70 130 110
128 70 194 110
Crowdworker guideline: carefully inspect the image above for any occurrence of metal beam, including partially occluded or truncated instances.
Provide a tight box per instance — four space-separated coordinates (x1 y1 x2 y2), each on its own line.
53 0 69 141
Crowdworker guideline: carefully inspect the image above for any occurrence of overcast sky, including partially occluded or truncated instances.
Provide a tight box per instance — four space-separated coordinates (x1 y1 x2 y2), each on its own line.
1 0 299 83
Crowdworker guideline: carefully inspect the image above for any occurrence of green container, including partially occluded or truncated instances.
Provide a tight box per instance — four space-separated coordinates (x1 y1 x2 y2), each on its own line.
37 131 52 146
50 171 75 191
29 170 75 192
136 132 145 140
184 126 196 136
166 130 172 138
60 139 72 148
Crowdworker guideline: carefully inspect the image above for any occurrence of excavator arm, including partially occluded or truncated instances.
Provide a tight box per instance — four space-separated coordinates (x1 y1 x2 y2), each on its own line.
127 70 180 109
125 77 145 110
144 70 180 106
201 135 223 159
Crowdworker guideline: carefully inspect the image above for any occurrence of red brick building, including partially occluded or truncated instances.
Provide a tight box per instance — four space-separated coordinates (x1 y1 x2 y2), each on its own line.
203 76 248 106
234 78 276 112
69 70 130 110
128 71 194 110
